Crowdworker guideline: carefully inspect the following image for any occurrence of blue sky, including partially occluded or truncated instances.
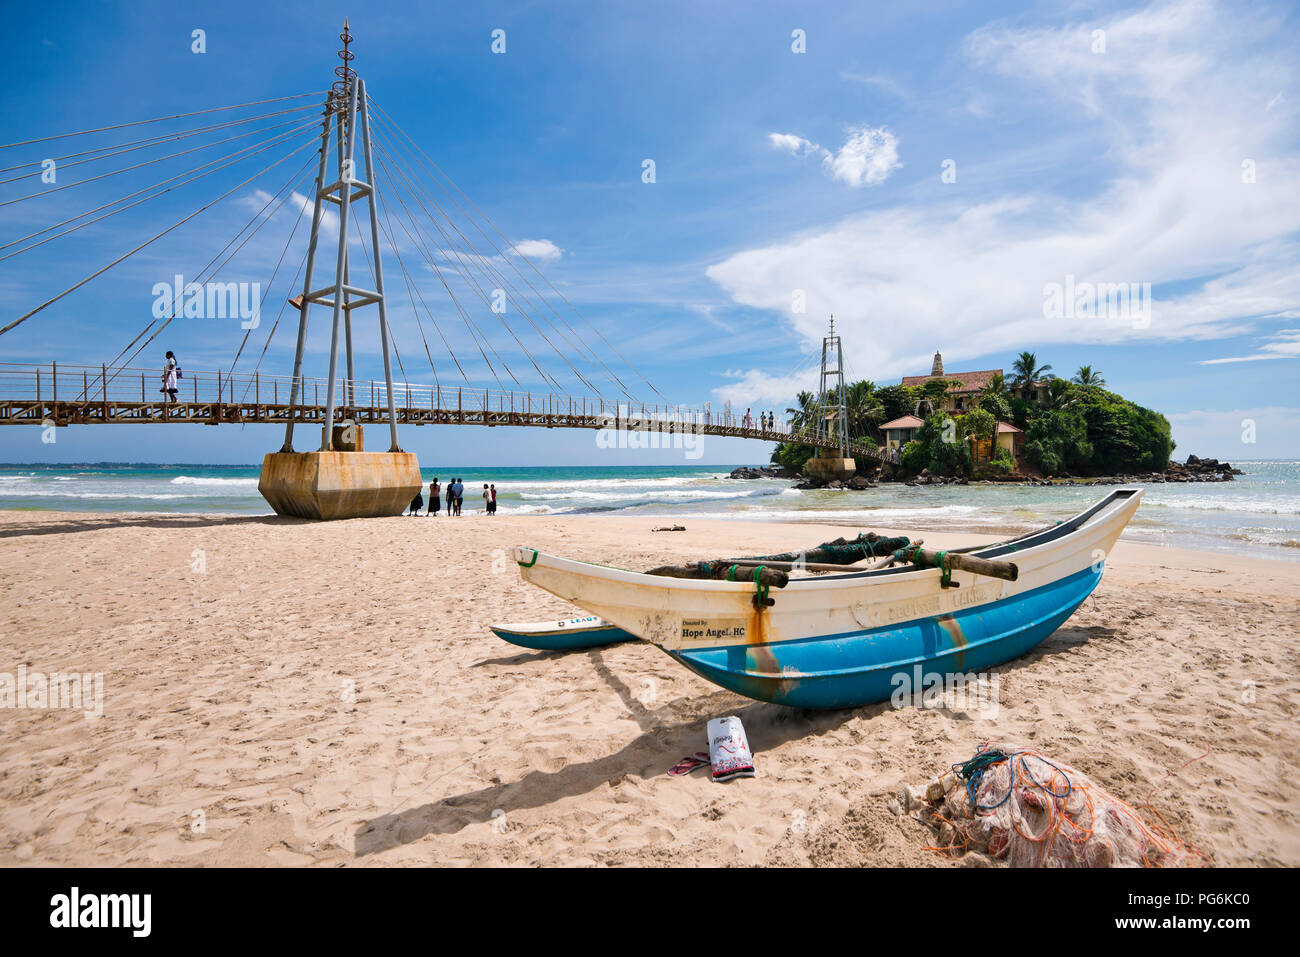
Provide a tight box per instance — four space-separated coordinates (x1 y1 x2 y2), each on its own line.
3 0 1297 465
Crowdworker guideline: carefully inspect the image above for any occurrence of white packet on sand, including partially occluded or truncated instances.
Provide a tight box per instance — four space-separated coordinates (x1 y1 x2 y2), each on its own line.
707 716 755 782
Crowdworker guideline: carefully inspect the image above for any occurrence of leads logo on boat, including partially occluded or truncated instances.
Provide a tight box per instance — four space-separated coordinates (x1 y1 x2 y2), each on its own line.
889 667 1000 718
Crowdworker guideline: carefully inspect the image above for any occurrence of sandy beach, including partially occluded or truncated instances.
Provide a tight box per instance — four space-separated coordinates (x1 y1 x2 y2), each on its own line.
0 508 1297 867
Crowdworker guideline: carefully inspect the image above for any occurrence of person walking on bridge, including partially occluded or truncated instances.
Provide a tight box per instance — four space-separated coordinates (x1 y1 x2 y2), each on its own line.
160 351 179 404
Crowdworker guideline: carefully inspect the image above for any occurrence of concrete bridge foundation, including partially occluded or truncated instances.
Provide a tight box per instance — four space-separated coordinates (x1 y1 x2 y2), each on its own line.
258 438 422 520
804 455 858 484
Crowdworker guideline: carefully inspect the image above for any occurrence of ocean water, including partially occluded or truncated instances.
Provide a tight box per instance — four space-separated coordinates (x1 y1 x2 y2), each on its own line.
1 460 1297 562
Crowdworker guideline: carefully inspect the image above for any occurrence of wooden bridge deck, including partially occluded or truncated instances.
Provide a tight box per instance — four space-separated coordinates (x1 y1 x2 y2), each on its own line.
0 362 889 461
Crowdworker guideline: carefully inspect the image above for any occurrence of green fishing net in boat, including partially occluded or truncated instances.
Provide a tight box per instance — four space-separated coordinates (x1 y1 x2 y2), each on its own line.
735 533 912 566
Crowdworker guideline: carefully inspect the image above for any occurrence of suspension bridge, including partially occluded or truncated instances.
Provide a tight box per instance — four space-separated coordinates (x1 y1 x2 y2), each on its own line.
0 21 882 516
0 361 870 450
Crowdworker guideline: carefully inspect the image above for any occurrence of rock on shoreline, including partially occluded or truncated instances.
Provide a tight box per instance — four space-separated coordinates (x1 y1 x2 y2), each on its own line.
728 456 1242 489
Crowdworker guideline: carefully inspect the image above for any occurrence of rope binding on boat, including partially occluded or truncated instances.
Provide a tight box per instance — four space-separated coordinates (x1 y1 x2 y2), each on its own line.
728 563 773 608
905 546 954 587
752 565 771 609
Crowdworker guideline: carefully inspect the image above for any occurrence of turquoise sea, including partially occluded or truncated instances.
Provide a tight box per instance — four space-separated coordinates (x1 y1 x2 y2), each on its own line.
1 460 1298 562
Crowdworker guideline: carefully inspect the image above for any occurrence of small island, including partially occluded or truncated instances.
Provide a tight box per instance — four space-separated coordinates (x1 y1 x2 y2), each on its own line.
757 351 1239 488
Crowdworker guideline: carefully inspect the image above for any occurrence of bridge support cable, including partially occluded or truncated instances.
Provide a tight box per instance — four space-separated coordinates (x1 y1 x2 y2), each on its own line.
97 151 322 397
0 101 324 181
367 95 666 403
370 139 572 395
0 114 324 261
227 169 319 379
368 117 628 400
1 131 321 340
369 137 558 390
372 183 454 390
0 112 324 209
368 122 620 400
368 106 640 403
0 91 325 151
350 215 411 388
236 242 310 403
366 147 515 392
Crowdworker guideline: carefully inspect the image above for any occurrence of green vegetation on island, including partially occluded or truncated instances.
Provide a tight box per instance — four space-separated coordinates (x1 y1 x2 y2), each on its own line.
772 352 1175 480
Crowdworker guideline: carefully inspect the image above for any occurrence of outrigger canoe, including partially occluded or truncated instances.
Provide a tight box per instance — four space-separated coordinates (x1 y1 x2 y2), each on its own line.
507 489 1143 709
488 615 633 651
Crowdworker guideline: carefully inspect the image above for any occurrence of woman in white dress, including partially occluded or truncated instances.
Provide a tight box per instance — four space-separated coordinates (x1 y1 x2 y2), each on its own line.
160 351 179 403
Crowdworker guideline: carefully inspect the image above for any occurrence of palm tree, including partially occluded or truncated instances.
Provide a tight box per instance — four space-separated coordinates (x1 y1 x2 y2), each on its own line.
1044 377 1076 410
785 390 816 434
982 371 1007 398
1011 352 1052 387
1072 365 1106 388
844 380 884 439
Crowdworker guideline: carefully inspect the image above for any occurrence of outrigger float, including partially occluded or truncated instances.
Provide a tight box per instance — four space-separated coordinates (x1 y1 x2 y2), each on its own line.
488 615 633 651
497 489 1143 709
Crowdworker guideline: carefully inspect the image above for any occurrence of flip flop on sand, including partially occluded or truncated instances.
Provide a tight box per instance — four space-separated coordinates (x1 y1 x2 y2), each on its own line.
668 752 711 776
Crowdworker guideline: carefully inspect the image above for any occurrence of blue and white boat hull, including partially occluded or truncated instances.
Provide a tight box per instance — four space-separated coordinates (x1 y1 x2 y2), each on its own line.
510 489 1142 709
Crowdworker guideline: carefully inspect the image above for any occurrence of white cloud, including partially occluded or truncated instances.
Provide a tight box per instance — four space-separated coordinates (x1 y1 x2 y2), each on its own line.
821 126 901 187
712 367 819 409
1197 327 1300 363
768 126 901 187
768 132 821 157
714 1 1300 386
509 238 564 261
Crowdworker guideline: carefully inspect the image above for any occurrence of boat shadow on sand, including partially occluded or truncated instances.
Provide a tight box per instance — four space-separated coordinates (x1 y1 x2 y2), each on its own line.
353 623 1116 857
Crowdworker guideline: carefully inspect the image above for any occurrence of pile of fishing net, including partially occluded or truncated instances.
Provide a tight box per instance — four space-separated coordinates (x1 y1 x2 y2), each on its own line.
918 742 1205 867
741 532 913 566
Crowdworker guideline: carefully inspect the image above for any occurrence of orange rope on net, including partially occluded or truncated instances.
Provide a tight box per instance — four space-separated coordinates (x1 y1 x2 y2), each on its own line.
920 742 1206 867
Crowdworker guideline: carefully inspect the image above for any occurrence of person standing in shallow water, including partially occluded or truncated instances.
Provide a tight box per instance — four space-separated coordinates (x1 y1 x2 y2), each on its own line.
429 478 440 516
488 483 498 515
482 483 490 514
446 479 455 515
408 490 423 516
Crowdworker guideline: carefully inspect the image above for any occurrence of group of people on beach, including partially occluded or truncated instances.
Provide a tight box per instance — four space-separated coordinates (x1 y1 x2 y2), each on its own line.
410 478 498 516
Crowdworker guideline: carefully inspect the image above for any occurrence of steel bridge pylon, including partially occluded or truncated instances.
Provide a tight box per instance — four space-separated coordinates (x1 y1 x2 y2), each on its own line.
259 20 423 519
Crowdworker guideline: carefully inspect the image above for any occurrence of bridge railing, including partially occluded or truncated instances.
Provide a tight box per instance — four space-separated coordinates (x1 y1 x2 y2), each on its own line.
0 362 887 457
0 363 775 429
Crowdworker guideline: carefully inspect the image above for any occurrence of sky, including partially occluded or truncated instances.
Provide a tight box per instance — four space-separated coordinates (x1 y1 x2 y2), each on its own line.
2 0 1297 465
